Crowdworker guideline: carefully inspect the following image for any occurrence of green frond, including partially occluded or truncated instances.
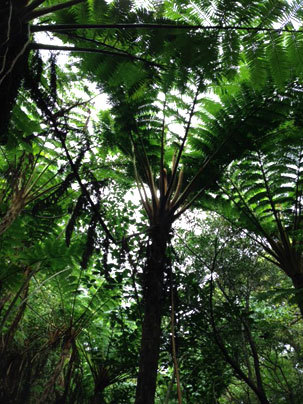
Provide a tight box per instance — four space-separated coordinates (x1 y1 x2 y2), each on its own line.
285 31 303 80
266 32 290 88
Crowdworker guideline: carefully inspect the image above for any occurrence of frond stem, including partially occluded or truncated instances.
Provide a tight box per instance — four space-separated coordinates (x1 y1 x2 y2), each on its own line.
31 23 303 34
25 0 85 21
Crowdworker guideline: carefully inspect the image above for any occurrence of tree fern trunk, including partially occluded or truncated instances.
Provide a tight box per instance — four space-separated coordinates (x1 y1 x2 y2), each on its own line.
0 2 29 143
135 226 170 404
0 198 25 235
290 272 303 317
3 272 29 347
39 339 72 404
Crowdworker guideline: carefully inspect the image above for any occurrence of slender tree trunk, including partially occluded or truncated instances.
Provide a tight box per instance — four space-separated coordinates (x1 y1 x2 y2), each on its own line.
243 320 269 404
209 278 270 404
135 225 170 404
39 338 72 404
0 292 11 317
3 277 29 347
56 342 77 404
164 371 175 404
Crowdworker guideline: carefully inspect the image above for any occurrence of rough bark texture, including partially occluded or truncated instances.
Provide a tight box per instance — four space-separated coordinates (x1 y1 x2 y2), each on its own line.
135 226 170 404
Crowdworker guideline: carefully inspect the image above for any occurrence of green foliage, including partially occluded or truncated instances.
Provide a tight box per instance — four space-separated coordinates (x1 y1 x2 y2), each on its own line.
173 215 303 403
1 1 303 403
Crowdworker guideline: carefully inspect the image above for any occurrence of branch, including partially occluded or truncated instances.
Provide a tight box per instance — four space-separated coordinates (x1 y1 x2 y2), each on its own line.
60 136 116 243
29 43 163 68
216 279 268 401
170 272 182 404
58 32 164 68
25 0 85 21
24 76 116 244
25 0 46 14
208 274 266 402
31 23 303 34
0 268 38 332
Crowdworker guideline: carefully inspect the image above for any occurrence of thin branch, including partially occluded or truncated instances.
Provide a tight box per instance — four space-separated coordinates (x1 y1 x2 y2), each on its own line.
70 263 84 327
29 43 163 67
57 32 164 68
217 279 268 401
208 274 266 401
170 271 182 404
16 268 69 311
0 268 38 332
25 0 85 21
173 185 206 221
25 0 46 14
31 23 303 34
61 137 116 243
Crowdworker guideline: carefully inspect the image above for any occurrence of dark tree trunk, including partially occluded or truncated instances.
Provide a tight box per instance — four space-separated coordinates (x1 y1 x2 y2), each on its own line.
0 2 30 143
242 319 269 404
290 272 303 317
135 225 170 404
91 391 107 404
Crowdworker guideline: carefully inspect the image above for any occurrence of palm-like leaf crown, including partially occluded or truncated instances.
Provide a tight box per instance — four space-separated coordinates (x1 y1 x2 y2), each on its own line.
210 118 303 277
97 73 300 232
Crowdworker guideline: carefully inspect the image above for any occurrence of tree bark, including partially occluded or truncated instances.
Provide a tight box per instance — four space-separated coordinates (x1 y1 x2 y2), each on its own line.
135 226 170 404
290 272 303 317
0 2 30 143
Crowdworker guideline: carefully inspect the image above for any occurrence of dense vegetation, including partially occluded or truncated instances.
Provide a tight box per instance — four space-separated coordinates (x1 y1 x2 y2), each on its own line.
1 0 303 403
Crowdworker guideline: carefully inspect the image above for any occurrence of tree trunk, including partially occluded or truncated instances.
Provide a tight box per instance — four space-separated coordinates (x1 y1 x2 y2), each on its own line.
243 320 269 404
290 272 303 317
91 391 107 404
135 225 170 404
0 2 30 143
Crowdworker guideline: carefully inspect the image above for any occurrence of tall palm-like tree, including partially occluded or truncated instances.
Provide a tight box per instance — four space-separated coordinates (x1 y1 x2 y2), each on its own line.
99 77 298 403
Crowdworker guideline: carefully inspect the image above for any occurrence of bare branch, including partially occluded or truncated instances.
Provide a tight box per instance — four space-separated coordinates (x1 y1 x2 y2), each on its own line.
25 0 85 21
31 23 303 34
29 43 163 68
25 0 46 14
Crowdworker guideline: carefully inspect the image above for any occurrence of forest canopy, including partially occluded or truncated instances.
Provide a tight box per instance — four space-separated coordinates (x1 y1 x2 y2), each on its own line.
1 1 303 403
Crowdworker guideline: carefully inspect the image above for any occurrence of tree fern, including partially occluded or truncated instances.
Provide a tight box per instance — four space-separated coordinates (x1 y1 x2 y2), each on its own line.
203 116 303 312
